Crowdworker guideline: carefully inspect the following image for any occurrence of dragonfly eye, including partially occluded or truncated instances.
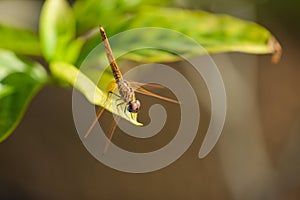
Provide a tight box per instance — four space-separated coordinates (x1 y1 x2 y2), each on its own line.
128 100 141 113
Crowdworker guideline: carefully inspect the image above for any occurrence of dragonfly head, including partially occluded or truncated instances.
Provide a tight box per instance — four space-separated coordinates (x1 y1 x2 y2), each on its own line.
128 100 141 113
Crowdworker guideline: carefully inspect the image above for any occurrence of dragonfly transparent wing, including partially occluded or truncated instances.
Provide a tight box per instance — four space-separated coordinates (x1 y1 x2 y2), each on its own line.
84 107 105 138
103 116 120 154
84 106 120 154
129 81 179 104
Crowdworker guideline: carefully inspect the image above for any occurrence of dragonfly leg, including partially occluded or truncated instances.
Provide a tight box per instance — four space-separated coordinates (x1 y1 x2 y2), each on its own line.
115 101 131 118
124 105 127 114
116 101 126 107
130 112 134 120
108 91 121 99
105 91 121 105
116 101 127 113
107 91 125 107
107 91 131 118
115 98 123 104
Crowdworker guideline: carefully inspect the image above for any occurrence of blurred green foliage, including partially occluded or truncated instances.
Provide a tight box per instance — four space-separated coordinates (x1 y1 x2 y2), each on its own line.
0 0 281 141
0 50 47 141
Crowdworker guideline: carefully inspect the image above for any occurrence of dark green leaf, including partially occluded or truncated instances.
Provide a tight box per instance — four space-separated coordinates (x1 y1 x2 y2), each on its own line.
0 49 48 142
0 24 41 56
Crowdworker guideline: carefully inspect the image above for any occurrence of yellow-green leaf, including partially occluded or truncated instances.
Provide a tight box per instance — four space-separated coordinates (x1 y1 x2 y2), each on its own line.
50 61 142 126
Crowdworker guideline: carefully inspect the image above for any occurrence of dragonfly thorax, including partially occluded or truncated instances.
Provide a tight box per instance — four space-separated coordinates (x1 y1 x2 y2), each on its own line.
117 80 141 113
117 80 134 102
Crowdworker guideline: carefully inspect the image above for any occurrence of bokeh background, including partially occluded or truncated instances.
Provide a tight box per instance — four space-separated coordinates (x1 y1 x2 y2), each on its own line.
0 0 300 199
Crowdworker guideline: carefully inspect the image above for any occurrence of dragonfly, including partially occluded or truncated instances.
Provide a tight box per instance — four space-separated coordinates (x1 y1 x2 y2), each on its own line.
84 26 179 152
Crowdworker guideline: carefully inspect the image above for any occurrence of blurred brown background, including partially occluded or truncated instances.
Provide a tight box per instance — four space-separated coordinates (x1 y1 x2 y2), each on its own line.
0 0 300 199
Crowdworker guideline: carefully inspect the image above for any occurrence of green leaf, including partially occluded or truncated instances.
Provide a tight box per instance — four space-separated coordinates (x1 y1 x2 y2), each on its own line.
50 61 142 126
0 24 41 56
123 6 282 63
73 0 173 34
0 49 48 142
64 37 86 64
40 0 77 63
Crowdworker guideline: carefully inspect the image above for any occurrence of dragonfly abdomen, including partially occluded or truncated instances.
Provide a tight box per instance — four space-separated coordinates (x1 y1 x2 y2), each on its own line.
100 26 123 81
111 62 123 81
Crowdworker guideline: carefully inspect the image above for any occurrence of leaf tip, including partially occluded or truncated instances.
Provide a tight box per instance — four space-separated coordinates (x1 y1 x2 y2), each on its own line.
268 36 282 64
136 122 143 126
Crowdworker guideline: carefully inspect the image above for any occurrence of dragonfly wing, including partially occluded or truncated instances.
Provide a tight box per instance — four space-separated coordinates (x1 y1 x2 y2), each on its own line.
103 116 120 154
129 81 166 90
131 82 179 104
84 107 105 138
